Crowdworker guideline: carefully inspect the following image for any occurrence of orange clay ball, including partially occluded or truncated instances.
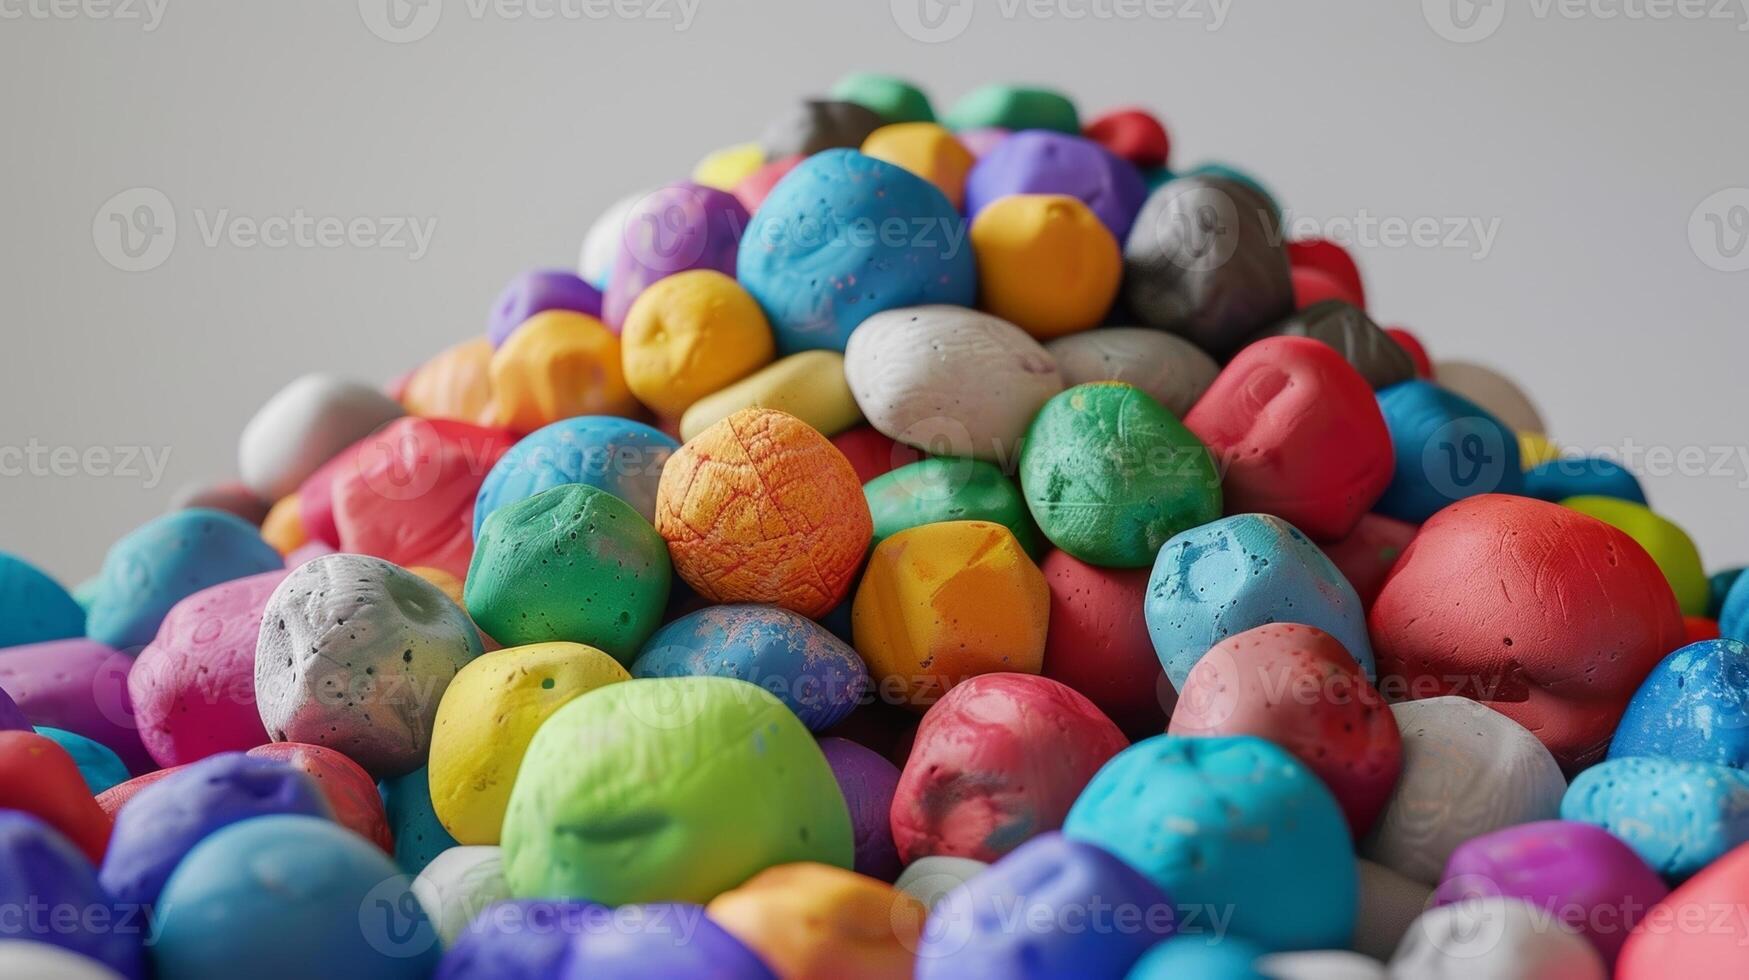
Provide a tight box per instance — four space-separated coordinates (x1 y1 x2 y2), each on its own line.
488 310 637 433
655 408 871 618
706 863 926 980
861 122 976 210
259 494 308 556
852 520 1048 712
620 269 776 419
402 337 497 425
970 194 1121 340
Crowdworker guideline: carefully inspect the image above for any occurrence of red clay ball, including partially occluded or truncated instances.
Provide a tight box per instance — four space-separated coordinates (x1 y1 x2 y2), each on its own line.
1186 336 1394 541
1291 266 1363 310
1370 494 1684 771
1040 550 1172 738
1618 840 1749 977
1321 513 1420 608
891 673 1127 863
1384 327 1434 378
1082 107 1170 169
830 425 922 485
1286 238 1365 309
0 731 112 863
248 742 394 852
1169 624 1400 836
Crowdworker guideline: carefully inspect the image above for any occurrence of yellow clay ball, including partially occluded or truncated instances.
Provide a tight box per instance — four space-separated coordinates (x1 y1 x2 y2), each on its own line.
852 520 1048 711
971 194 1122 340
679 350 862 442
861 122 976 209
260 494 307 557
707 863 926 980
489 310 637 433
1519 431 1559 469
692 142 766 190
621 270 776 419
427 641 631 844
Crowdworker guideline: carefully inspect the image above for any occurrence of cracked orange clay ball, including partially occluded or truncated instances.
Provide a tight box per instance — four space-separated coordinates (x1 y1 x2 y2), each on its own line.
655 407 872 618
852 520 1049 711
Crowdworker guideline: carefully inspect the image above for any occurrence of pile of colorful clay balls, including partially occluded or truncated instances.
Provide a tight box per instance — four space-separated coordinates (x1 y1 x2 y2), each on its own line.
1 73 1742 980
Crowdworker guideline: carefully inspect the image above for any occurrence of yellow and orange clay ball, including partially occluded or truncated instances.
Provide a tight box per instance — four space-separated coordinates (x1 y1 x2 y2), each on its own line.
655 407 871 619
706 863 926 980
259 494 308 557
970 194 1122 340
678 350 862 442
852 520 1049 712
620 269 777 419
401 336 498 426
861 122 976 209
488 310 637 433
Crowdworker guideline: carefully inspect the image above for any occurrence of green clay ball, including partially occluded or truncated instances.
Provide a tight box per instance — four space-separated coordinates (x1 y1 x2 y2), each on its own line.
464 483 671 664
1562 495 1707 615
943 84 1079 134
864 457 1043 556
500 676 854 905
829 72 935 124
1020 382 1222 569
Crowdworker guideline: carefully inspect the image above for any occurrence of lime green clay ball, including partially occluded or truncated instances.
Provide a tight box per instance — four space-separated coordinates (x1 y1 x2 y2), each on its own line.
1020 382 1222 569
829 72 935 124
500 676 854 905
464 483 671 664
1562 495 1707 615
864 457 1043 556
943 84 1079 134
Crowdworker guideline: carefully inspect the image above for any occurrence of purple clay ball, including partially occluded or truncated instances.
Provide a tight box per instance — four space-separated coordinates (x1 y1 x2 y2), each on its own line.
0 686 26 731
438 901 775 980
917 832 1177 980
488 269 605 348
98 752 334 909
0 638 151 774
819 736 903 881
963 130 1149 241
0 811 147 979
1433 819 1670 966
601 182 749 329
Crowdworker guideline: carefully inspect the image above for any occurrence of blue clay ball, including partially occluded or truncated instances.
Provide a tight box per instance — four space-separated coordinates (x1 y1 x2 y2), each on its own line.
1523 456 1646 505
1373 380 1524 523
1611 639 1749 767
738 149 977 353
1144 513 1373 688
1064 735 1356 952
632 604 868 731
1710 567 1745 620
1127 935 1269 979
34 727 129 795
151 814 440 979
382 765 460 876
85 508 281 650
473 415 678 533
0 552 85 648
1562 755 1749 880
99 752 333 909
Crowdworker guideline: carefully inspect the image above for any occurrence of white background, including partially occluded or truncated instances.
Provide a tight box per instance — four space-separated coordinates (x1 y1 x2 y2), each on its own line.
3 0 1746 584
